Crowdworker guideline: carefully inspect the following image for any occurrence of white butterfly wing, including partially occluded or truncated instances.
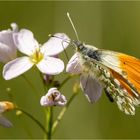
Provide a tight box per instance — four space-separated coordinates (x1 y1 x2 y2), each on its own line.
98 50 123 74
80 74 103 103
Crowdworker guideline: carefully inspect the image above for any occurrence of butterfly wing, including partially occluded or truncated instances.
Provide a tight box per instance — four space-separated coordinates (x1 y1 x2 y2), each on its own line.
98 50 140 97
88 49 140 115
76 43 140 114
80 73 103 103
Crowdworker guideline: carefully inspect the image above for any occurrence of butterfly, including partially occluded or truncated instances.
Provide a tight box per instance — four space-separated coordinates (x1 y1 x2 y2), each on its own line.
65 13 140 115
66 41 140 115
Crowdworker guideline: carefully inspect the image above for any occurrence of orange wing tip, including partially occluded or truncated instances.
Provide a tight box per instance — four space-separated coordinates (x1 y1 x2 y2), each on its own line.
119 54 140 94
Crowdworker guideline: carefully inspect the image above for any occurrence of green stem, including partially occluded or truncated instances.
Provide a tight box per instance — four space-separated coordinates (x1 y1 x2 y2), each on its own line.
52 92 78 134
46 107 53 139
40 74 74 139
39 73 54 139
16 108 47 137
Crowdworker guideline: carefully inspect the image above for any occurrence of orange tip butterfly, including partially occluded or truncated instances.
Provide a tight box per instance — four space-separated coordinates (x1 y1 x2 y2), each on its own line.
53 12 140 115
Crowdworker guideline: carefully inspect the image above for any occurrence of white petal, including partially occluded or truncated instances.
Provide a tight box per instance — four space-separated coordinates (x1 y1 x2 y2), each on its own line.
40 96 46 106
55 95 67 106
80 74 103 103
41 33 70 56
48 87 58 93
36 56 64 75
3 57 34 80
40 95 54 106
0 26 16 48
0 28 17 63
13 29 39 55
0 32 16 50
0 43 16 63
66 53 82 74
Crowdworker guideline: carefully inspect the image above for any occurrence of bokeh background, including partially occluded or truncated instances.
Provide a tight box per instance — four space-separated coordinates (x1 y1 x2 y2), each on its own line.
0 1 140 139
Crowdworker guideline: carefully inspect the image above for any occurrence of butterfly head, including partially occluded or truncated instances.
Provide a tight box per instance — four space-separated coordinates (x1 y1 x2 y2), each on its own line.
72 40 84 51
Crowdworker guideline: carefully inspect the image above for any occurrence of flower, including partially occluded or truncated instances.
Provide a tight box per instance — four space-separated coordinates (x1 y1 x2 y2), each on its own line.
66 52 102 103
40 87 67 106
0 23 18 63
3 30 70 80
0 101 15 128
66 52 82 74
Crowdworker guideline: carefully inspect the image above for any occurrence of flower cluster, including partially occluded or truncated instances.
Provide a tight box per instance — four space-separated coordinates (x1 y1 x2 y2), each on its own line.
0 23 99 133
0 23 71 129
0 26 70 88
0 23 98 108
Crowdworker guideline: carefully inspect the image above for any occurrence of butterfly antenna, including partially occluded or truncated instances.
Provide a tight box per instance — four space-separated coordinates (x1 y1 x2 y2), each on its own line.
67 12 80 41
62 41 69 61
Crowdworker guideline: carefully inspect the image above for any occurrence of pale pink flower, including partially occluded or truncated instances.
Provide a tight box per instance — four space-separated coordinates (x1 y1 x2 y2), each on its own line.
3 30 70 80
66 52 102 103
40 87 67 106
0 23 18 63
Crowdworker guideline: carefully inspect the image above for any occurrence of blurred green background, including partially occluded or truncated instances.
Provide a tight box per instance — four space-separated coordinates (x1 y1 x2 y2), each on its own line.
0 1 140 139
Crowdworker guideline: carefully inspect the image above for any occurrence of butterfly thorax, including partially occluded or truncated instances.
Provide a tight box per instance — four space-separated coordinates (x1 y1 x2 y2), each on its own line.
74 40 101 61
